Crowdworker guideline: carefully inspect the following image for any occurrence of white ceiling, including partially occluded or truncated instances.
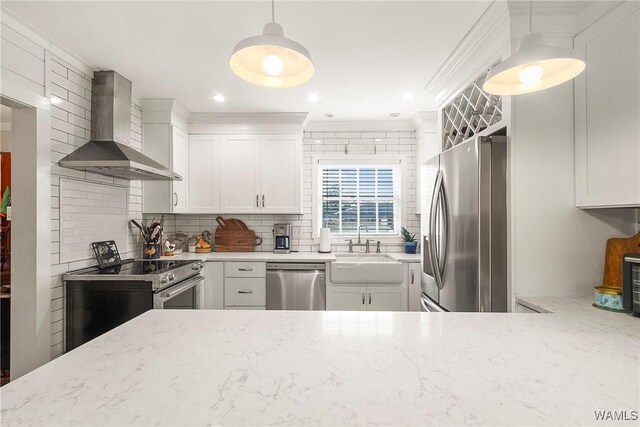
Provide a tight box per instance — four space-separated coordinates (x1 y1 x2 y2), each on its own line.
4 1 491 121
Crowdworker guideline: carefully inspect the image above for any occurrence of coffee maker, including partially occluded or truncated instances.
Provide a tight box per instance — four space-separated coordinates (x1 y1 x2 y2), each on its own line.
273 224 292 254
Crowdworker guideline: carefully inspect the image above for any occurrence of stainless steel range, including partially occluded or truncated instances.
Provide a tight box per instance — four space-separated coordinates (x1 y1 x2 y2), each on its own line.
63 259 204 351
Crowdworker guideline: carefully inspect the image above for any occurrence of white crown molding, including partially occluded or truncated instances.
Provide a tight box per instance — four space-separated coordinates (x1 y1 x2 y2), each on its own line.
575 1 627 37
189 112 308 125
1 7 96 76
188 112 308 134
304 119 415 132
507 1 580 39
141 99 191 131
425 1 510 109
412 111 438 134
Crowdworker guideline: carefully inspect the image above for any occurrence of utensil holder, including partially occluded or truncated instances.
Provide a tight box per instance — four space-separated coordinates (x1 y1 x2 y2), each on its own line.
143 242 160 259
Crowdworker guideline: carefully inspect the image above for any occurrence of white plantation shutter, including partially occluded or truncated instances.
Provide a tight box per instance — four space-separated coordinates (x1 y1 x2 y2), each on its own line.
320 164 400 235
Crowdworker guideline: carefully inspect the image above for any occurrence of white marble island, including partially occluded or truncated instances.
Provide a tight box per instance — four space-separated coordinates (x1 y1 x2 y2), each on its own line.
1 309 638 426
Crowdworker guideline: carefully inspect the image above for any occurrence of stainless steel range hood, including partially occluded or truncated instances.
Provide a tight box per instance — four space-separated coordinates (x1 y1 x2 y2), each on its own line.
59 71 182 181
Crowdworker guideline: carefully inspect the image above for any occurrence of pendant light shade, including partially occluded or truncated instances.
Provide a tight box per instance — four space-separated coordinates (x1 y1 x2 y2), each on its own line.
483 33 585 95
230 21 314 88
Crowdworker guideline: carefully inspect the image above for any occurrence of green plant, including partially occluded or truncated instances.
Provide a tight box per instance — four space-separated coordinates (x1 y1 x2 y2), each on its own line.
400 227 416 243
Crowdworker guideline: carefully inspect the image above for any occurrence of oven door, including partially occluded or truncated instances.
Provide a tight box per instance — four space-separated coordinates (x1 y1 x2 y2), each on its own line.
154 275 204 309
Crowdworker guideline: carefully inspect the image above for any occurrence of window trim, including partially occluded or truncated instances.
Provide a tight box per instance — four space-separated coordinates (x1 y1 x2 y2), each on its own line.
312 153 408 241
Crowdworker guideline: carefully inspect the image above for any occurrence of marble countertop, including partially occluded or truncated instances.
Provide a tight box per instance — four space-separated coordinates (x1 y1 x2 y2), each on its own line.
516 295 639 338
158 251 422 263
2 308 638 426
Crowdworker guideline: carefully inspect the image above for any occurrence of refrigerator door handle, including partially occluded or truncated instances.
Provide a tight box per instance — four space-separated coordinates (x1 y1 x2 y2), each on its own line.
439 176 449 287
429 171 443 291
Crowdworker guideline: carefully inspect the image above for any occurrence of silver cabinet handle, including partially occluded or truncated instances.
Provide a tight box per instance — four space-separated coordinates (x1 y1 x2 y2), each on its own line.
256 194 259 207
361 292 365 305
411 269 415 284
262 194 265 208
368 293 372 305
238 268 253 272
173 192 178 206
238 290 253 294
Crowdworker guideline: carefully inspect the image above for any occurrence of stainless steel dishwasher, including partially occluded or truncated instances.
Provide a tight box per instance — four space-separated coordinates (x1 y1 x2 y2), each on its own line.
266 263 326 310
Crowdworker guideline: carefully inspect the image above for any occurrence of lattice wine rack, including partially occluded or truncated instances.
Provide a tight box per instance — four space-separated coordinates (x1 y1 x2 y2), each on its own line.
442 72 503 151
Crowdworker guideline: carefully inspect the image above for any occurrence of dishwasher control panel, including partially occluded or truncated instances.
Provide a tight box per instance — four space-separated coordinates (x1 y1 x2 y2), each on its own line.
266 263 326 271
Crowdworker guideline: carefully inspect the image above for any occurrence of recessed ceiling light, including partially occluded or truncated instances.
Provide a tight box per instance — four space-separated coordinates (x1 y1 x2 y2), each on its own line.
389 112 400 117
213 94 225 103
374 138 382 142
308 93 319 103
323 113 334 118
403 92 414 102
50 96 63 105
314 139 322 143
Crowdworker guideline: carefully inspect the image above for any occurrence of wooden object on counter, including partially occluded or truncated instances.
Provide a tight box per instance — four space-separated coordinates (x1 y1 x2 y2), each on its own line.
602 231 640 290
214 217 262 252
216 216 248 231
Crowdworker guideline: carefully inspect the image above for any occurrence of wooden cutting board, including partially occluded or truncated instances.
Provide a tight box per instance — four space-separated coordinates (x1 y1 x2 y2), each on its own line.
216 216 248 231
214 221 262 252
602 231 640 290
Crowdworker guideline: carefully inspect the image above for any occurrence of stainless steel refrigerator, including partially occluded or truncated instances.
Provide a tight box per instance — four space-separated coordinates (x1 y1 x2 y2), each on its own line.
421 135 508 312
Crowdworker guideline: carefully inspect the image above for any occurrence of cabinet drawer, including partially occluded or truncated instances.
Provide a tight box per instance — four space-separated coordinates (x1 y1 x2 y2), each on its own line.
225 262 266 278
224 278 266 306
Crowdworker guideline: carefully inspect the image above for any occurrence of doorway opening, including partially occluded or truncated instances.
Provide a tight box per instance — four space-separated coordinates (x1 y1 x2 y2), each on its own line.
0 104 12 385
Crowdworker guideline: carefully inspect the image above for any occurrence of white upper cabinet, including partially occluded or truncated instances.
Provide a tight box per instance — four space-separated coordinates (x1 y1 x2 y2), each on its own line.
142 124 189 213
260 134 302 214
219 134 303 214
189 135 220 213
171 127 189 212
574 3 640 208
219 135 262 213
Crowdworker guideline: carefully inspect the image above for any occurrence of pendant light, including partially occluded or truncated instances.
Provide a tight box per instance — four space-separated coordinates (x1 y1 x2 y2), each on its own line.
229 0 314 88
483 0 585 96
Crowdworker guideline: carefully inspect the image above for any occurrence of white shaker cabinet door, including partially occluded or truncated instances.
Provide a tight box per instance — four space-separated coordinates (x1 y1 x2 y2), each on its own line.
575 3 640 208
326 286 367 311
189 135 220 213
260 134 302 214
171 126 189 213
366 286 407 311
407 262 422 312
219 135 261 213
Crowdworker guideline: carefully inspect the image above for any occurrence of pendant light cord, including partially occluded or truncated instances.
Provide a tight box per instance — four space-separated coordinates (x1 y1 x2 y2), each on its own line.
272 0 275 22
529 0 532 33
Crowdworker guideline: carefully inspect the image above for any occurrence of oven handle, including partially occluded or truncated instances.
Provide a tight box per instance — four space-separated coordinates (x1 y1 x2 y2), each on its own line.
157 275 204 301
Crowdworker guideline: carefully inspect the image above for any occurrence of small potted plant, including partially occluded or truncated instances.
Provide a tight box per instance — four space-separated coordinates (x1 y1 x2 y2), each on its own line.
401 227 417 254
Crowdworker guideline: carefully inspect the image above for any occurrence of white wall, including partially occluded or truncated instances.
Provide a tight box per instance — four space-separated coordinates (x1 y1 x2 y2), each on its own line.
147 127 420 254
509 34 638 298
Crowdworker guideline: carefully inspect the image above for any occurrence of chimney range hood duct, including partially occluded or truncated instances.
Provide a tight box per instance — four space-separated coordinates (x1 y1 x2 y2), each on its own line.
59 70 182 181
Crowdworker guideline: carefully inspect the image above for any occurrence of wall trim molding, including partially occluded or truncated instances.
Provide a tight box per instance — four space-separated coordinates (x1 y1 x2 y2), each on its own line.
304 119 415 132
425 1 510 109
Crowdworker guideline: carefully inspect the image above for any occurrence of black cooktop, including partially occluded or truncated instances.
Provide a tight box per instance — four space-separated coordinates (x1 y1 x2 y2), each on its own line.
69 259 193 276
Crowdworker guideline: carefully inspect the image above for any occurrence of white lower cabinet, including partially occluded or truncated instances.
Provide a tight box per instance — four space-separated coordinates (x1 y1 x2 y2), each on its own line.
327 285 407 311
327 286 368 311
223 261 267 309
202 262 224 309
407 262 422 312
224 278 266 307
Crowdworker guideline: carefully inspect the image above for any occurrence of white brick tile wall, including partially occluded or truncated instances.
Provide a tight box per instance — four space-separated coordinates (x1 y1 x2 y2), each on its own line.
49 56 143 358
146 129 419 255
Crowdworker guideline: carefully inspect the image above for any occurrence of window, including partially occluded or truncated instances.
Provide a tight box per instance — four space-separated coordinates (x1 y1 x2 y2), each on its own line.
319 164 401 235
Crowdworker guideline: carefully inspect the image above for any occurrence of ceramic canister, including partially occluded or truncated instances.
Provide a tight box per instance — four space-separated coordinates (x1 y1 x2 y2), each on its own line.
593 286 625 312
